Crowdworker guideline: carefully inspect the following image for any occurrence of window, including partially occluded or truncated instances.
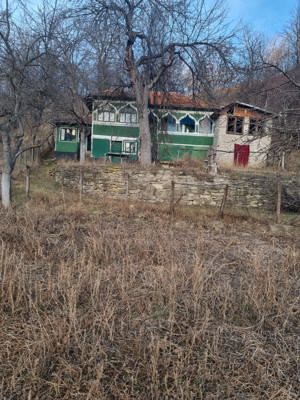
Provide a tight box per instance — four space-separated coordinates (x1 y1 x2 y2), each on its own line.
98 105 115 122
249 119 265 135
60 127 77 141
180 115 196 133
161 114 176 132
123 141 137 154
198 117 213 134
119 106 137 124
227 116 244 134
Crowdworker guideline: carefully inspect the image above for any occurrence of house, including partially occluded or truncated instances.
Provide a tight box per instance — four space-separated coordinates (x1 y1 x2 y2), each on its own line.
54 114 92 160
54 92 272 167
91 91 216 163
212 102 272 167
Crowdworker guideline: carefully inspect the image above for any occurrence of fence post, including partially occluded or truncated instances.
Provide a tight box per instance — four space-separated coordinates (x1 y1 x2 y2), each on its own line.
25 165 31 199
79 168 84 202
208 146 218 175
125 173 129 197
219 184 229 219
276 176 282 224
170 180 175 217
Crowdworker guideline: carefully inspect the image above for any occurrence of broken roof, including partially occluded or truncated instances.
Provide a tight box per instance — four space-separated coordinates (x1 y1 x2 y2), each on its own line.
211 101 273 118
90 90 272 116
148 91 216 111
91 89 217 111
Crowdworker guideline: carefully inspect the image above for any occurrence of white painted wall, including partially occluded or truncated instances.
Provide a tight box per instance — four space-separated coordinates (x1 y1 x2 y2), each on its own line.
213 114 271 167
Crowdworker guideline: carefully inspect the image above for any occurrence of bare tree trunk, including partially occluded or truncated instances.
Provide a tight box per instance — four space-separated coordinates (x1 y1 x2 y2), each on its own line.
125 42 152 166
1 169 11 208
36 149 42 165
25 165 31 199
138 104 152 166
80 127 85 164
276 177 282 224
136 86 152 166
1 132 12 208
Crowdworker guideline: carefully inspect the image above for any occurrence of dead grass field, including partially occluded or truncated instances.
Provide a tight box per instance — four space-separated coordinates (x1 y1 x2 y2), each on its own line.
0 163 299 399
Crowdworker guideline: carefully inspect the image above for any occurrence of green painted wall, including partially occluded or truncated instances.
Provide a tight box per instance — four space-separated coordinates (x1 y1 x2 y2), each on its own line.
159 144 208 161
55 127 79 154
93 124 139 137
93 138 110 158
55 141 79 153
91 105 214 162
158 133 213 146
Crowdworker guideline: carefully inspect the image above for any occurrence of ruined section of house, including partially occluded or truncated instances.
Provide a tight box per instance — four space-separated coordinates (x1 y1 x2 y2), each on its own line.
212 102 272 167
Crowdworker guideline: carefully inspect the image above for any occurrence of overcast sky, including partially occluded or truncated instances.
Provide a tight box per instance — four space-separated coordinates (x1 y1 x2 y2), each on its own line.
226 0 299 37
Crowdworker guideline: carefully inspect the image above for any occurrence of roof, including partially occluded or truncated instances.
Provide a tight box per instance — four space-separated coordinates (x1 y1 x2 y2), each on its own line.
91 88 134 102
52 111 92 126
91 90 273 116
91 89 217 111
148 91 216 111
211 101 273 118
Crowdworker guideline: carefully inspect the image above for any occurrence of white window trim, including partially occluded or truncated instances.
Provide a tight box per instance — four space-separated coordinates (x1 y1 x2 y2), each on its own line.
59 127 78 142
123 140 137 154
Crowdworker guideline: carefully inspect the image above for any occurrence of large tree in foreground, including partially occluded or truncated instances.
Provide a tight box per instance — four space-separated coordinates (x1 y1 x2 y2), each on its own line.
0 0 63 208
79 0 233 165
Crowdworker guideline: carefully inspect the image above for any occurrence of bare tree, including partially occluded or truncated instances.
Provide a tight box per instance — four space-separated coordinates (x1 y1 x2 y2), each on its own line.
0 0 61 208
284 1 300 66
77 0 233 165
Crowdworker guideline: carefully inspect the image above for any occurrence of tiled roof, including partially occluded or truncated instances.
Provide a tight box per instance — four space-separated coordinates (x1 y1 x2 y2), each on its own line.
149 91 213 110
92 89 216 110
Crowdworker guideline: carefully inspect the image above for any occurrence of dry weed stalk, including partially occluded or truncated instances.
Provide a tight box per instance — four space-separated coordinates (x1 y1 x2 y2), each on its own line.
0 195 299 399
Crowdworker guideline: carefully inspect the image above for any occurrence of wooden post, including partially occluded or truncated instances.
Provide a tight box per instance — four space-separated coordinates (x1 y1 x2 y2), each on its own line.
281 151 285 170
276 176 282 224
125 173 129 197
80 127 86 164
208 146 217 175
79 168 84 202
25 165 31 199
170 180 175 217
219 184 229 219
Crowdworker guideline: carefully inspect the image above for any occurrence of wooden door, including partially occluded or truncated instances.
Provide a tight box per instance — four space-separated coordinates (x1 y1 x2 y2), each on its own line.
234 144 250 166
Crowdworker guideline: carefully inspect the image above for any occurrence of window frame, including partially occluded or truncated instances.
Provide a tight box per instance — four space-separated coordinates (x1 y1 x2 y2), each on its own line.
227 115 244 135
179 115 196 133
97 105 116 123
249 118 265 135
123 141 137 154
161 114 177 133
198 117 213 134
59 127 77 142
119 106 138 124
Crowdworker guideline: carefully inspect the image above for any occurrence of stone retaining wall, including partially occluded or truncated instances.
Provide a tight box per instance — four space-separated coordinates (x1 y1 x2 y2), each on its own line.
54 165 300 211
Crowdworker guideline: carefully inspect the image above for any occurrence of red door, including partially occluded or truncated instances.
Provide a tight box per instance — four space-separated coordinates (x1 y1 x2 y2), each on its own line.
234 144 250 166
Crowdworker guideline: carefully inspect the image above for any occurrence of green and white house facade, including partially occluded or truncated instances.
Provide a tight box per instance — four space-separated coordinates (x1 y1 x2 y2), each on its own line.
54 93 272 166
91 94 215 163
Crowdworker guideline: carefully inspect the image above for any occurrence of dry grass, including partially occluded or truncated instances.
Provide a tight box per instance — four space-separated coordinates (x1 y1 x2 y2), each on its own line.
0 174 299 399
